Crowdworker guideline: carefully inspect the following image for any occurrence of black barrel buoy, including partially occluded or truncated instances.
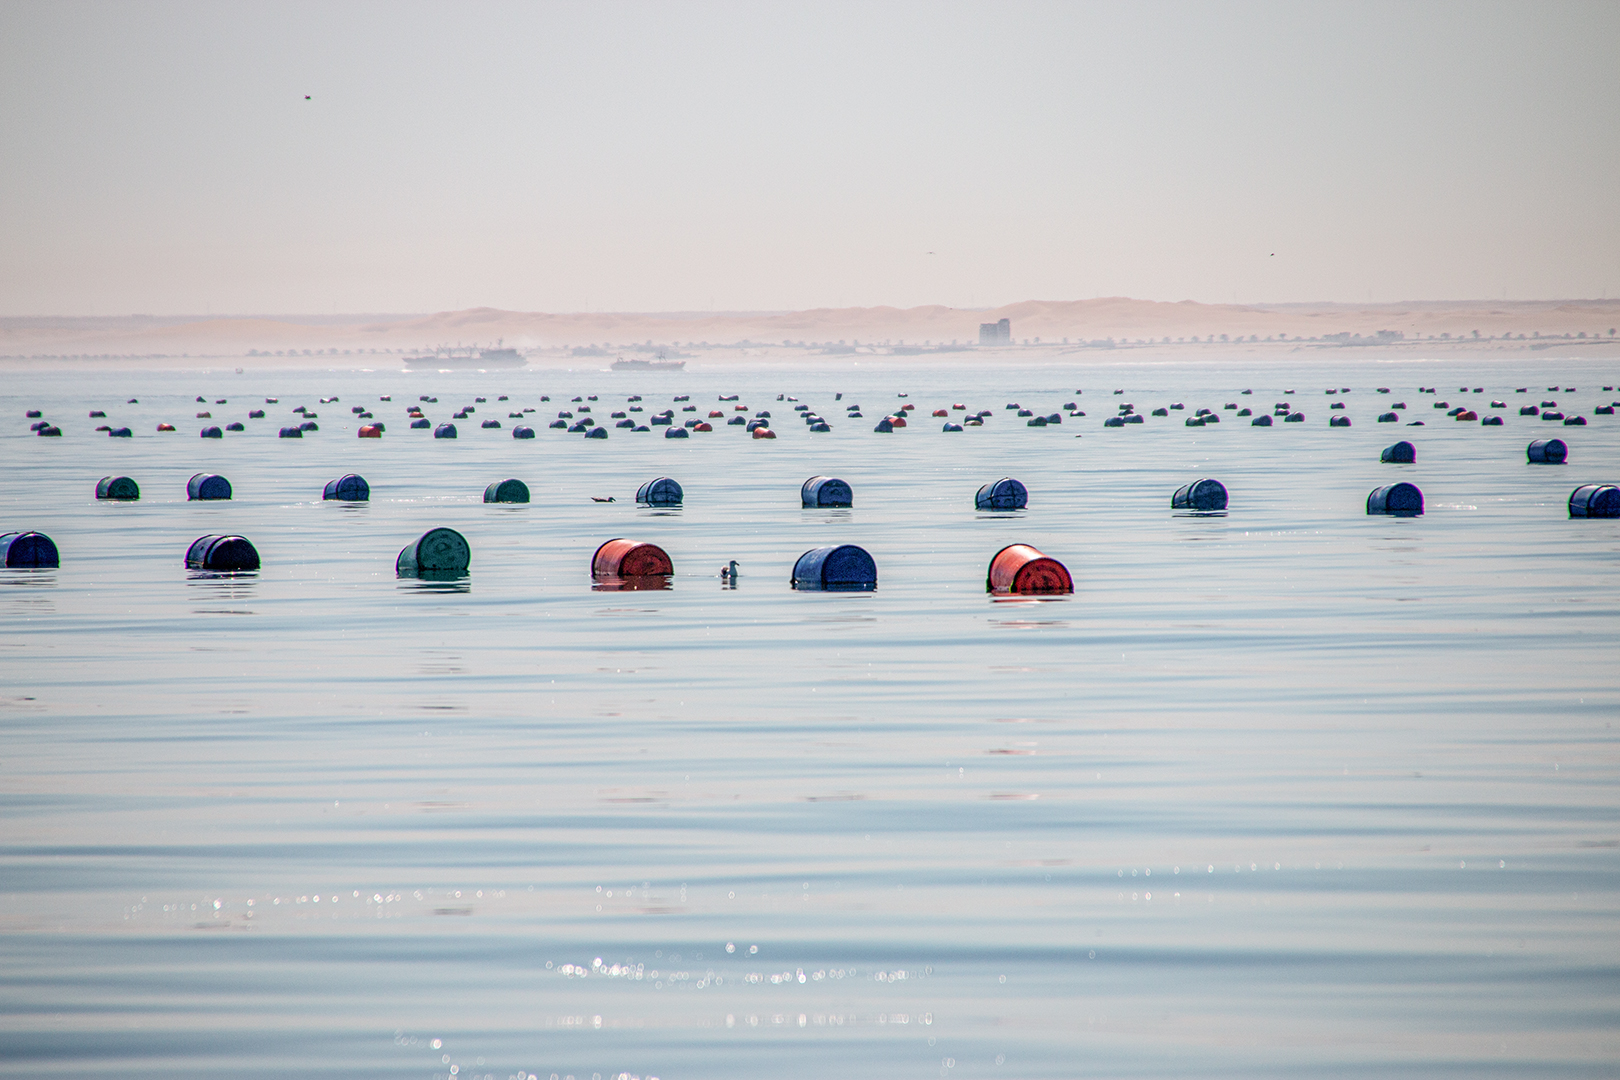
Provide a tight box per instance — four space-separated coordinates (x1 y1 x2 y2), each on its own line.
1367 483 1424 517
1251 414 1272 426
1568 485 1620 518
186 473 232 500
987 544 1073 594
279 426 303 438
802 476 853 507
108 427 132 437
791 544 877 591
1527 438 1567 464
636 477 683 506
322 474 370 501
1381 441 1416 463
513 425 535 439
1330 415 1351 427
975 477 1028 511
396 527 470 577
96 476 140 500
1171 478 1227 511
200 425 223 438
185 534 260 571
483 478 529 503
0 531 59 567
411 418 431 429
585 426 608 439
434 423 457 439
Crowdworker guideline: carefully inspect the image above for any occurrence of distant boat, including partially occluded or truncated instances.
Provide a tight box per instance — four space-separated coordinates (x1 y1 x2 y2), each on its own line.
404 341 526 368
611 356 686 371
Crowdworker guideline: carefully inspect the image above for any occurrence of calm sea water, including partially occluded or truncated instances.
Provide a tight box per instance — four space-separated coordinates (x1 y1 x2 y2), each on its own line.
2 353 1617 1079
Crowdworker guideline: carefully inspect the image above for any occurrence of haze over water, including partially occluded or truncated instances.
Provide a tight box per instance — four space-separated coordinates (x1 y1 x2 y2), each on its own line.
3 352 1617 1079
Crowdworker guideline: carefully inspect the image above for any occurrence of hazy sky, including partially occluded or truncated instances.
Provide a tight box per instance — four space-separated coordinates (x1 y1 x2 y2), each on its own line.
2 0 1617 315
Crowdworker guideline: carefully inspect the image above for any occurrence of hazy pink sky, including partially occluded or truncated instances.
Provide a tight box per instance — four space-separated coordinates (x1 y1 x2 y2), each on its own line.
2 0 1617 315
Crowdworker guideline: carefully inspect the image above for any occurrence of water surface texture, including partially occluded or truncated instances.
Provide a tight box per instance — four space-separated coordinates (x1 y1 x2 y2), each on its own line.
3 357 1618 1079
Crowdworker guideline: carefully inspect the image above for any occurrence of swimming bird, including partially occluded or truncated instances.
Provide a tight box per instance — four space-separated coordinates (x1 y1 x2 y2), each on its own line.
590 496 615 503
720 560 739 581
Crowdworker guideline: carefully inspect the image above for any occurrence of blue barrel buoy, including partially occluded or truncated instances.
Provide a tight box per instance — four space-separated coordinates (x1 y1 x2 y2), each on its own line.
585 426 608 439
802 476 853 507
873 418 894 432
1568 485 1620 518
792 544 877 591
665 426 689 438
279 426 303 438
24 410 42 418
108 427 132 437
96 476 140 500
187 473 232 500
1482 415 1503 426
405 418 428 429
1103 416 1125 427
637 477 683 506
299 421 318 432
1251 414 1272 426
484 478 529 503
975 477 1028 511
513 425 535 439
1330 415 1351 427
0 531 59 568
396 527 470 577
200 426 223 438
322 474 370 501
434 423 457 439
1527 438 1567 464
481 419 501 429
1172 478 1227 511
249 409 265 418
1381 441 1416 463
185 534 260 571
225 421 245 431
1367 483 1424 517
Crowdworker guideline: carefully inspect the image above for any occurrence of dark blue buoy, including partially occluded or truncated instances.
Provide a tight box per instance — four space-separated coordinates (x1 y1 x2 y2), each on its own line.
0 531 59 567
975 477 1028 511
481 419 501 429
1172 478 1227 511
322 474 369 501
1481 415 1503 426
665 426 689 438
802 476 853 507
279 426 303 438
1380 441 1416 463
96 476 140 500
1103 416 1125 427
1251 414 1272 426
792 544 877 591
1284 412 1304 423
185 534 260 571
36 425 62 436
24 410 42 418
1527 438 1567 464
434 423 457 439
1569 484 1620 518
484 478 529 503
513 425 535 438
200 426 223 438
1330 415 1352 427
1377 411 1399 422
637 477 683 506
396 527 470 577
108 427 132 438
585 426 608 439
225 422 244 431
1367 483 1424 517
549 419 567 429
187 473 231 500
874 418 894 432
298 420 318 432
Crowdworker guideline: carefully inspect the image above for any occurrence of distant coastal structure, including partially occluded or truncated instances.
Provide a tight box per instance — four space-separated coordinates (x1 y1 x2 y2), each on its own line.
979 318 1011 345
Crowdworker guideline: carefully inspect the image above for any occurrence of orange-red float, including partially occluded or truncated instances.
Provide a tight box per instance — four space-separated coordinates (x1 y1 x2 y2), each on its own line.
752 427 776 439
592 539 673 579
358 424 383 438
986 544 1073 595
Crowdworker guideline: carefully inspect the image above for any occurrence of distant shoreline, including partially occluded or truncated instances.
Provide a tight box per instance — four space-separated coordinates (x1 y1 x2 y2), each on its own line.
2 297 1617 369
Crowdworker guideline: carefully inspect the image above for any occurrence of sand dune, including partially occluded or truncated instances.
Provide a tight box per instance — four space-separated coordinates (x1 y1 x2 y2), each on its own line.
4 297 1618 360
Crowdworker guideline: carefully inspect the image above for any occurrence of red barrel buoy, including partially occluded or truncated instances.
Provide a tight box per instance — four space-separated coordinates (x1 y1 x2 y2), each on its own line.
592 539 673 579
986 544 1073 594
358 424 382 438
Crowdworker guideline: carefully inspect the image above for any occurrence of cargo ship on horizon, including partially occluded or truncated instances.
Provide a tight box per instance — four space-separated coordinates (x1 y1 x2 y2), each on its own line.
404 341 526 368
